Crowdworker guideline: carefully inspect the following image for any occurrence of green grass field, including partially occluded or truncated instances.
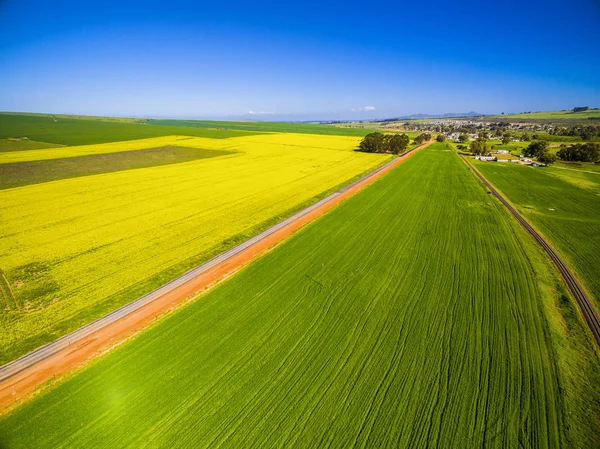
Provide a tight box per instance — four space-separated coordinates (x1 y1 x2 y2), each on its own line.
555 161 600 173
149 118 379 136
474 160 600 312
488 110 600 121
1 144 598 448
0 133 389 365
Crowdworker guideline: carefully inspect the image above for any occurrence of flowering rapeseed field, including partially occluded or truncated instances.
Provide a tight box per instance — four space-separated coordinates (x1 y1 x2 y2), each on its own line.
0 133 389 363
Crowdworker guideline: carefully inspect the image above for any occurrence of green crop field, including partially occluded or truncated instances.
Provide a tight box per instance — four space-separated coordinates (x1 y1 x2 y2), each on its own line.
0 114 262 146
486 109 600 122
1 144 598 448
0 113 378 146
473 160 600 312
0 133 390 365
149 118 379 136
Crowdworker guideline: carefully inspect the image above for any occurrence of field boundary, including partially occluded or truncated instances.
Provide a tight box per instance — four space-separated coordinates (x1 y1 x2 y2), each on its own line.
459 153 600 348
0 140 434 410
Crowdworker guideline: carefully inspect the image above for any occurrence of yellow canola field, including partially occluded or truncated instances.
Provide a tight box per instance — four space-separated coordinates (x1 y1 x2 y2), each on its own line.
0 133 389 362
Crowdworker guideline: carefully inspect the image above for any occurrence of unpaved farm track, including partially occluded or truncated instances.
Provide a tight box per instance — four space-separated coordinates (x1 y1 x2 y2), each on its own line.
461 154 600 348
0 140 434 410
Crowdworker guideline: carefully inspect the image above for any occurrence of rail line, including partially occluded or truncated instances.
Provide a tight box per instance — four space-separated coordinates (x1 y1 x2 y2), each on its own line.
0 141 432 386
460 154 600 348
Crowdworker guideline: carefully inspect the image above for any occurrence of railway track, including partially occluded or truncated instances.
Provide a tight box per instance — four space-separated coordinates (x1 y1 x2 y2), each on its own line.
460 154 600 348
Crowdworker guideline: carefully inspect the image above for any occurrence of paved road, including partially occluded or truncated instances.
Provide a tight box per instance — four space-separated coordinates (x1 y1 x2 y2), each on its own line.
0 142 430 384
461 154 600 348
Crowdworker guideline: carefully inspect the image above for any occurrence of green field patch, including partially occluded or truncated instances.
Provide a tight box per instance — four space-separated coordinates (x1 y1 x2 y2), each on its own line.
555 161 600 173
489 109 600 121
6 262 59 312
0 146 235 189
0 113 375 145
149 118 379 136
0 114 263 145
1 145 598 447
0 138 64 153
0 268 19 311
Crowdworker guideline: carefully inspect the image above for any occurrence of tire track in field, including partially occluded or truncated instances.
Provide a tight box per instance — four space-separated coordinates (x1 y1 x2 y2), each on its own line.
460 154 600 348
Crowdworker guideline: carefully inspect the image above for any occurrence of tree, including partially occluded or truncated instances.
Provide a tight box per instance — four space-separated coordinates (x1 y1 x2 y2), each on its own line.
501 134 511 145
573 106 589 113
413 133 431 145
523 140 549 158
386 133 410 154
470 137 488 155
435 134 446 142
358 132 385 153
521 132 531 142
537 149 557 165
458 134 469 143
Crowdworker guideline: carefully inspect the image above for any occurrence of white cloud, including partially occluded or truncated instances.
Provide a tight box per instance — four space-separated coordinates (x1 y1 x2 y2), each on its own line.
351 106 376 112
248 110 274 115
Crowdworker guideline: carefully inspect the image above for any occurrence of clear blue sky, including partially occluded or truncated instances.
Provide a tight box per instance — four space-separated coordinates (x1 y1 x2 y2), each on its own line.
1 0 599 120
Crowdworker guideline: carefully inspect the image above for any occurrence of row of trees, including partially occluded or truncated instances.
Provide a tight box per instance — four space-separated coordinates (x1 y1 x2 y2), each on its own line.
549 124 600 140
523 141 600 164
358 132 433 154
358 133 411 154
414 133 432 145
556 142 600 162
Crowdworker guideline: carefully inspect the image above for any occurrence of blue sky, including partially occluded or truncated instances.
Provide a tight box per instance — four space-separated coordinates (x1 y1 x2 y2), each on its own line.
1 0 599 120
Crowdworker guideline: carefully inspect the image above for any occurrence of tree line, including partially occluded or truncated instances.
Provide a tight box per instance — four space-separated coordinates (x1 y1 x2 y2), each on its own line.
522 141 557 164
556 142 600 162
358 132 430 154
524 141 600 164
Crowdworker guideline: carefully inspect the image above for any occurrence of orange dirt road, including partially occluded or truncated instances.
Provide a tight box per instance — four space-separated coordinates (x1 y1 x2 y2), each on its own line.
0 140 433 412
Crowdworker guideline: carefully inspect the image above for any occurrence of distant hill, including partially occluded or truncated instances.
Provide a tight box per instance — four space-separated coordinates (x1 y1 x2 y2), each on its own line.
381 111 483 121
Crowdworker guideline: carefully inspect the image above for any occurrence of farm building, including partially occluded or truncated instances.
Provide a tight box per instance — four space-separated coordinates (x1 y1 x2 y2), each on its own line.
496 150 509 154
474 155 497 161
